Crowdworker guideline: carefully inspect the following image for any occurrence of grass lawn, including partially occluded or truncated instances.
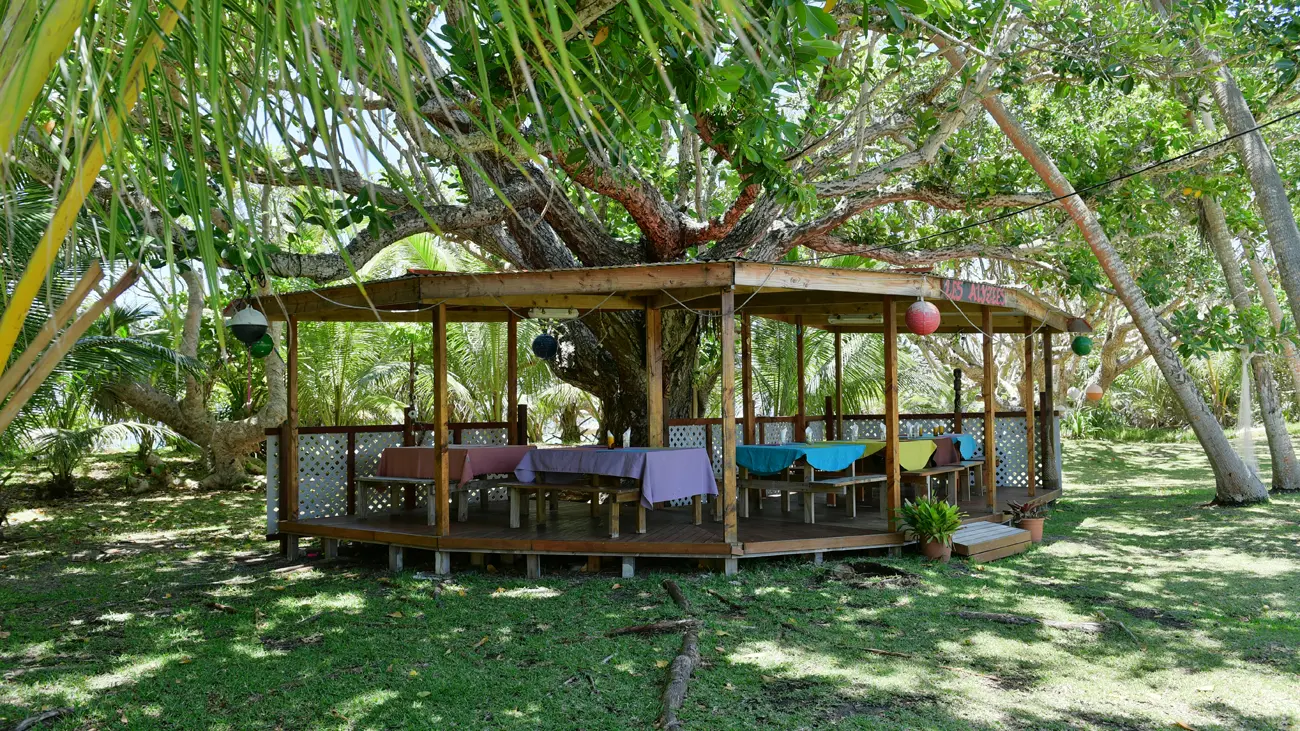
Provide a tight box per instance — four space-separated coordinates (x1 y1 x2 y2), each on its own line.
1 442 1298 730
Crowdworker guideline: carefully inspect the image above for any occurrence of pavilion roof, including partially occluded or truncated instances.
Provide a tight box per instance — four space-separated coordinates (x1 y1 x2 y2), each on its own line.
242 261 1089 334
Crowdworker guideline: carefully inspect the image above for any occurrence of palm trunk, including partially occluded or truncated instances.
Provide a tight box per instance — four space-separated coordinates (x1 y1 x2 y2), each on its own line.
1200 195 1300 492
1246 243 1300 414
959 65 1267 504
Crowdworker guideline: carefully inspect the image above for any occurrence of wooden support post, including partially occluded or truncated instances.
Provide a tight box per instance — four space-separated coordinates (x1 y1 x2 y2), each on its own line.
720 288 739 546
322 538 338 559
586 555 601 573
526 554 541 579
280 318 299 528
825 396 835 441
346 431 357 515
507 314 519 444
284 535 299 560
388 545 404 573
741 313 755 444
621 556 636 579
795 316 806 442
517 404 529 444
646 305 664 448
1023 322 1037 497
723 558 738 576
953 368 963 434
834 331 844 440
982 307 998 511
434 551 451 575
1041 331 1060 491
470 552 485 567
813 551 824 566
432 304 451 536
883 298 901 531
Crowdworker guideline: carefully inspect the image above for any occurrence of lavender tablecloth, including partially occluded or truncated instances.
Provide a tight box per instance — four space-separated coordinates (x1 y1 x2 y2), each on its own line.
514 447 718 508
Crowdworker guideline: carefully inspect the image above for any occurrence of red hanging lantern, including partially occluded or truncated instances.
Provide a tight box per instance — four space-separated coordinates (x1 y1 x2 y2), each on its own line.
905 300 941 335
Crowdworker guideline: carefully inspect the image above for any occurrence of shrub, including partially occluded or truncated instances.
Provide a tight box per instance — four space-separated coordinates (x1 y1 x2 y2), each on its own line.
897 497 965 546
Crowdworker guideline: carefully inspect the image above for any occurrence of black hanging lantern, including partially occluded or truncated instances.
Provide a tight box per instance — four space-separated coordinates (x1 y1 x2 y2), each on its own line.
226 306 269 347
532 332 559 360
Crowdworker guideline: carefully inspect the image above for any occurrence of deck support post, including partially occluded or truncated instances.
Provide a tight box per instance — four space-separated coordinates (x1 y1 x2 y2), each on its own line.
981 307 998 512
812 551 824 566
741 313 755 444
526 554 542 579
1041 331 1060 491
322 538 338 559
795 316 806 441
279 318 299 535
621 556 636 579
1023 321 1037 497
470 552 485 567
388 545 404 573
883 297 901 531
720 288 739 547
646 305 664 448
887 546 902 558
586 555 601 573
432 304 451 536
284 535 299 560
507 314 519 444
434 551 451 575
723 558 738 576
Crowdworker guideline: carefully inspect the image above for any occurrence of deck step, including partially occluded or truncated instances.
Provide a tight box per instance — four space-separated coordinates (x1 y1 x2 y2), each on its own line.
952 522 1030 562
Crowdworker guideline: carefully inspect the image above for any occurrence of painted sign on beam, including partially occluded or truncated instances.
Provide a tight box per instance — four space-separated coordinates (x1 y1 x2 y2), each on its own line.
940 279 1008 307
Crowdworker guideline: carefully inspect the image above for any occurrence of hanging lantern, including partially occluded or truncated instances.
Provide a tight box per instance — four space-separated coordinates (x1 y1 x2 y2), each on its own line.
248 333 274 359
1085 383 1104 402
1071 335 1093 356
905 300 941 336
226 306 268 346
532 332 559 360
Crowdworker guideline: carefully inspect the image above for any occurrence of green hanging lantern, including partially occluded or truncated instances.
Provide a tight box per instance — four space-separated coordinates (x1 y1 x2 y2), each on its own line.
248 333 274 359
1071 335 1093 356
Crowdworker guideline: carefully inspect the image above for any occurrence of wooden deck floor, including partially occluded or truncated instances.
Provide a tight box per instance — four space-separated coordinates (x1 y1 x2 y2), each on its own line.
280 486 1060 559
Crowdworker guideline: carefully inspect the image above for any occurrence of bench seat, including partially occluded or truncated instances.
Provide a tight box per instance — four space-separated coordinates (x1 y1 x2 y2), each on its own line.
499 481 645 538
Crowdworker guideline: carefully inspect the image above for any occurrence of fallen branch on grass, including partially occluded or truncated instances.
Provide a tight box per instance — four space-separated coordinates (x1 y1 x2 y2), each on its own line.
13 707 71 731
951 611 1106 633
703 587 745 612
662 579 692 612
606 618 701 637
658 626 701 731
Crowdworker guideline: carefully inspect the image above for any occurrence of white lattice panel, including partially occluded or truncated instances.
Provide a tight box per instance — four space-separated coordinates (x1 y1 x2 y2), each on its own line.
299 433 349 520
460 428 508 445
806 421 825 443
356 430 404 513
760 422 793 444
266 435 279 534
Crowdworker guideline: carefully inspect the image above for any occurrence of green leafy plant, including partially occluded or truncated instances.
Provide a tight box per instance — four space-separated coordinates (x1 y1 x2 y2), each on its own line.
897 497 965 546
1006 500 1049 521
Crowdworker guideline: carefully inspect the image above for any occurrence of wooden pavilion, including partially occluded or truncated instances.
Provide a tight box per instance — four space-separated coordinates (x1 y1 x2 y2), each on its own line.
246 261 1085 576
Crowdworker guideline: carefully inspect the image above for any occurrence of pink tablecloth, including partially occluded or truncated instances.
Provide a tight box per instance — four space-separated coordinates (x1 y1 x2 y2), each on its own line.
378 444 536 485
514 447 718 509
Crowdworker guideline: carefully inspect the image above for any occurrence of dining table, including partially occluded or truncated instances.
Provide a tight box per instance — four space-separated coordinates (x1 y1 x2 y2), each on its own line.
366 444 538 523
735 443 866 476
513 446 718 509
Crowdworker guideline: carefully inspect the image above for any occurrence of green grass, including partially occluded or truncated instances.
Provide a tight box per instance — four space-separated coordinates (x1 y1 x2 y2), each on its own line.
1 443 1298 730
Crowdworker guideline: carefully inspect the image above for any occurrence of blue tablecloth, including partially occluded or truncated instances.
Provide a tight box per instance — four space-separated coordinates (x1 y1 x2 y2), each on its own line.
736 443 865 475
950 433 977 460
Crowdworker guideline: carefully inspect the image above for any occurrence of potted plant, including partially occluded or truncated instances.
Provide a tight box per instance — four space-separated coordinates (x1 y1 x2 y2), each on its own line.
897 497 965 562
1006 500 1048 542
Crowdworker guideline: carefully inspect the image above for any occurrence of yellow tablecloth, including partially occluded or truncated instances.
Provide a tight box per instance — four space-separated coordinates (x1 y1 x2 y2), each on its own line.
819 439 937 471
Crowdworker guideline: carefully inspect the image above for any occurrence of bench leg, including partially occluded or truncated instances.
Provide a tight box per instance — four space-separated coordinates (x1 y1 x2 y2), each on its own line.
803 493 816 524
388 545 404 573
692 495 703 525
923 476 932 501
636 503 647 534
879 486 889 519
590 494 600 517
427 486 437 526
357 484 369 519
608 499 621 538
846 489 857 518
535 488 547 526
434 551 451 575
781 491 791 514
737 487 750 518
712 494 722 522
457 492 469 522
526 554 541 579
549 490 560 512
480 487 491 512
621 556 635 579
509 488 522 528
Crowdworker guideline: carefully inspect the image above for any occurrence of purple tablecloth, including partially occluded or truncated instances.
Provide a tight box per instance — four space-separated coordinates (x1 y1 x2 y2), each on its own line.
514 447 718 508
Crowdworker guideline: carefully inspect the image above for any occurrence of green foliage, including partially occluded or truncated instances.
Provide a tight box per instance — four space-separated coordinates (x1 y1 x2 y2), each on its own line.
897 496 965 545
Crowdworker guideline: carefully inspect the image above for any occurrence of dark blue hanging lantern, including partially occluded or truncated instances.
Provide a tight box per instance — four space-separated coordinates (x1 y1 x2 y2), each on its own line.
532 332 559 360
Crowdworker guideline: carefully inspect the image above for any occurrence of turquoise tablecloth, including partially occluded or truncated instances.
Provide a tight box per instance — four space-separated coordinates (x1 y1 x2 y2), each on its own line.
735 443 865 475
949 433 977 460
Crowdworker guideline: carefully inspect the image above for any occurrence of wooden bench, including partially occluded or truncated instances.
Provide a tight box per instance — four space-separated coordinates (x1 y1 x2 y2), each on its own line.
901 463 966 505
357 476 511 525
958 459 985 500
737 472 886 523
502 481 646 538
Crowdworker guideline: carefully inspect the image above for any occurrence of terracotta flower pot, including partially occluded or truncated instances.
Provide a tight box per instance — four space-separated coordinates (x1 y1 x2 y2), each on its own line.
1018 517 1045 543
919 538 951 562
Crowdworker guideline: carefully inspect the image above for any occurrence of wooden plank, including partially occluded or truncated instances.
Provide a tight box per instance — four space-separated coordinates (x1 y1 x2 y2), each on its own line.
742 533 905 554
1042 330 1058 491
720 287 738 545
646 305 664 447
952 523 1030 555
741 313 755 444
1024 320 1036 497
280 318 299 523
507 314 519 444
834 332 844 441
953 368 963 434
795 315 806 442
967 540 1031 564
432 304 451 536
982 306 997 511
883 296 900 530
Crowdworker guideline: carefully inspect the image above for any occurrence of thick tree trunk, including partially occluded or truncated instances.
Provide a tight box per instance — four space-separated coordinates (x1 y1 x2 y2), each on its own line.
958 60 1268 504
1200 195 1300 492
1246 243 1300 414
